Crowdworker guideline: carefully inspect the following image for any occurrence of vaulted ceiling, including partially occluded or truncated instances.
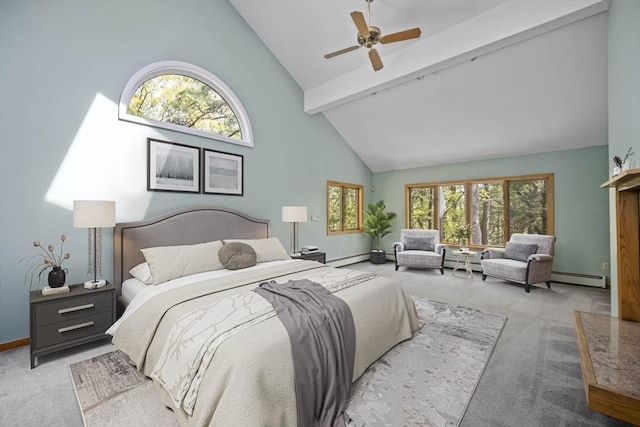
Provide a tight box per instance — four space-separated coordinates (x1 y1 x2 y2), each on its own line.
230 0 609 172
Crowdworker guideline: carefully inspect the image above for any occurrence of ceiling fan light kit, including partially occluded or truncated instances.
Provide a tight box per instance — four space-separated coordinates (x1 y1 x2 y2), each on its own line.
324 0 422 71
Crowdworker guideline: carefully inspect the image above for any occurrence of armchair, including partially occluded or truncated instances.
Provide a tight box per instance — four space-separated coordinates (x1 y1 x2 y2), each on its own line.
393 229 447 274
480 233 556 293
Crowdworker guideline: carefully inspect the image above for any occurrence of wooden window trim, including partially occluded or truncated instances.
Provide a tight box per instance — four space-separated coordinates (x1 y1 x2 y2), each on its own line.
405 173 554 248
327 180 363 235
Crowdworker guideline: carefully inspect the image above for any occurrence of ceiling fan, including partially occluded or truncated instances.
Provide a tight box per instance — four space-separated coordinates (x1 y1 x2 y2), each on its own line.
324 0 422 72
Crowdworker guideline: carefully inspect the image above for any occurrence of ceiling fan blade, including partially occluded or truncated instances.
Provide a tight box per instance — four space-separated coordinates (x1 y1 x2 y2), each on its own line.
350 11 370 38
369 48 383 71
324 45 361 59
380 27 422 44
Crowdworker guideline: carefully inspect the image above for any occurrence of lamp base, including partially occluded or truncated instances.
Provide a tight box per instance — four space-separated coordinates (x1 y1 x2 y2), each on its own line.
84 279 106 289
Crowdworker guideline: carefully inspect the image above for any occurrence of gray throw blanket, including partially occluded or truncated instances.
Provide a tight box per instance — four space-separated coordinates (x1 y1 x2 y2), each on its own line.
255 279 355 427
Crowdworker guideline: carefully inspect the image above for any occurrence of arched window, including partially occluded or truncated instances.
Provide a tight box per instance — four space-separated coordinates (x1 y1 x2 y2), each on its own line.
119 61 253 147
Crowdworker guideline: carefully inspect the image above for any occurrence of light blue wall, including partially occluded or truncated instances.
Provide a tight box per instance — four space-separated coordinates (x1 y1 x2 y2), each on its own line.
372 145 611 277
0 0 372 343
607 0 640 316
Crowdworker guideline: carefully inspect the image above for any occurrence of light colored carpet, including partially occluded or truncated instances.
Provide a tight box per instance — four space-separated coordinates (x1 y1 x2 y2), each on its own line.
69 297 506 427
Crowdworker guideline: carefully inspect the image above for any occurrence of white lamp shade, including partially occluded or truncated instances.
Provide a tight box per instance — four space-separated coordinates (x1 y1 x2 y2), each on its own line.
282 206 307 223
73 200 116 228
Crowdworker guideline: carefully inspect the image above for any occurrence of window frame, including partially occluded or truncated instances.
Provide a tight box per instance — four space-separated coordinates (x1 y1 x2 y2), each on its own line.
119 61 254 147
405 173 554 247
327 180 364 235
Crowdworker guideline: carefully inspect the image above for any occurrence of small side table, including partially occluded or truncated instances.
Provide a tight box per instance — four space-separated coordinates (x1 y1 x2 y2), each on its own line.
293 251 326 264
452 250 477 278
30 282 116 368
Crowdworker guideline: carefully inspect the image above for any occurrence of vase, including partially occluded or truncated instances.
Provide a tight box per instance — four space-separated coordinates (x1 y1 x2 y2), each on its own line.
48 267 67 288
459 238 468 250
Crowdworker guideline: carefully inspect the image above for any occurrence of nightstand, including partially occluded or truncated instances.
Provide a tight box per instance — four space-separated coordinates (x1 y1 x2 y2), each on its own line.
29 282 116 368
295 251 326 264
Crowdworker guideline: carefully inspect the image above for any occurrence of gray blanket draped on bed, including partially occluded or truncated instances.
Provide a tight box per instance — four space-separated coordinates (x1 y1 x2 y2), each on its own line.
255 279 355 427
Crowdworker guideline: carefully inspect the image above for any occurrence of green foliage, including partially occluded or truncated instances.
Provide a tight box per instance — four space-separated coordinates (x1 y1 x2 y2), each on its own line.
408 177 548 246
363 200 397 250
328 184 360 232
128 74 241 139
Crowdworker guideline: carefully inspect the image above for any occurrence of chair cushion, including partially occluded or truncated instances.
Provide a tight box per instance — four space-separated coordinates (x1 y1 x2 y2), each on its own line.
504 242 538 262
404 236 434 251
481 258 528 282
397 250 442 268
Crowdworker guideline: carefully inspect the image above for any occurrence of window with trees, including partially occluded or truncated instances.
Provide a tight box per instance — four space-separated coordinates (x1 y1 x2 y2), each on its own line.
406 174 553 247
327 181 363 235
119 61 253 147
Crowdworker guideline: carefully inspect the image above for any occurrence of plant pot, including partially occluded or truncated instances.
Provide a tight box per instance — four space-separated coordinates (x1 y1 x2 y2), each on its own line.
48 267 67 288
370 250 386 264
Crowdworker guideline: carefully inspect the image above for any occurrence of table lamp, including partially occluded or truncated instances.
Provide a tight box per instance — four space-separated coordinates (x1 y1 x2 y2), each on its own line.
73 200 116 289
282 206 307 255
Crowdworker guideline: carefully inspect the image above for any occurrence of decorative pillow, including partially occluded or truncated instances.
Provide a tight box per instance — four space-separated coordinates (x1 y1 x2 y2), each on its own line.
504 242 538 262
218 242 257 270
128 262 154 285
223 238 291 262
141 240 224 285
404 236 435 252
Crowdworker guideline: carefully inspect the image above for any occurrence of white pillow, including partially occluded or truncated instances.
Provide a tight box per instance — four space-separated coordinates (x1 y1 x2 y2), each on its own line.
223 238 291 263
141 240 225 285
128 262 154 285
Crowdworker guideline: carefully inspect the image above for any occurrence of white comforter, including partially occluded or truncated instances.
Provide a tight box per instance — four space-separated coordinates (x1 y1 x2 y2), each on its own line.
110 260 421 427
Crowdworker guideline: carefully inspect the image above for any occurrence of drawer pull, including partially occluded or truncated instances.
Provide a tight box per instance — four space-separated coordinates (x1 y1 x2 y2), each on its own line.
58 321 94 333
58 303 94 314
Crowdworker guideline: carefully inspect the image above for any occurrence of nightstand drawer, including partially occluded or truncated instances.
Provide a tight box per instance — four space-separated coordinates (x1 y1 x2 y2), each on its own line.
34 311 113 349
35 292 112 325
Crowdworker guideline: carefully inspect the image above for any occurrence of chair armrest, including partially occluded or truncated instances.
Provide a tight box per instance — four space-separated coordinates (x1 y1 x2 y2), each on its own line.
435 243 447 255
530 254 553 263
393 242 404 253
481 248 506 260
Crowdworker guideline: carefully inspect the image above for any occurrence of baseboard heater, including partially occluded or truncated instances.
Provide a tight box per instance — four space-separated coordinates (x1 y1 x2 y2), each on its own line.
331 254 607 289
550 271 606 288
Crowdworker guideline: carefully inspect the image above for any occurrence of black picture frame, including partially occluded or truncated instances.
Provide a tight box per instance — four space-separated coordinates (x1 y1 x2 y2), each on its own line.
202 148 244 196
147 138 201 193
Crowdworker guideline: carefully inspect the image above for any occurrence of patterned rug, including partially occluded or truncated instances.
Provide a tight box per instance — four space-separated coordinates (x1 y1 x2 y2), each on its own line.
69 298 506 427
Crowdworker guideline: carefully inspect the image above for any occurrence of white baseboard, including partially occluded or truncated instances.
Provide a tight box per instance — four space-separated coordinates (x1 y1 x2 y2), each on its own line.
326 254 371 268
333 254 607 289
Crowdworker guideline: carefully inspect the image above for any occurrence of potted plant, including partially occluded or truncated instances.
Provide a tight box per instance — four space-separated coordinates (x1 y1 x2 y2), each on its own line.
363 200 397 264
454 223 472 251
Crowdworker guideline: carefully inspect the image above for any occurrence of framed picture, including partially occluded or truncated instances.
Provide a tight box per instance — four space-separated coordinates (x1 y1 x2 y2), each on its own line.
147 138 200 193
202 149 244 195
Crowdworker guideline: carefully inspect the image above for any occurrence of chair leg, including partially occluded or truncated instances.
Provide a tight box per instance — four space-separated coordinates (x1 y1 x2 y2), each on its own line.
395 263 399 271
481 274 487 281
440 266 444 275
524 283 530 293
546 281 551 289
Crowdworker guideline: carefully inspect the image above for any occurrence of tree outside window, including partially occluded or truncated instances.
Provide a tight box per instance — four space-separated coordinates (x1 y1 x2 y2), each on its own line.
406 174 553 247
327 181 363 235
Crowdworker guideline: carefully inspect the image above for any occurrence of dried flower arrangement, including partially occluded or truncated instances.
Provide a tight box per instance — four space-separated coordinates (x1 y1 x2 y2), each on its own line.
613 147 634 169
21 235 70 290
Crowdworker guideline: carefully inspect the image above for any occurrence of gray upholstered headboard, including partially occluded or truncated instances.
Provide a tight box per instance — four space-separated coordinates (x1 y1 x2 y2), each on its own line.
113 206 270 294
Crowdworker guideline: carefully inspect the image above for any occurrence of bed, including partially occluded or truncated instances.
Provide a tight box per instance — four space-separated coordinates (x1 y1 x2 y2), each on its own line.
108 206 422 427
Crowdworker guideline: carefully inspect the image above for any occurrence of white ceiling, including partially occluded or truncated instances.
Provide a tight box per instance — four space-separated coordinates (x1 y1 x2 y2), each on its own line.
230 0 609 172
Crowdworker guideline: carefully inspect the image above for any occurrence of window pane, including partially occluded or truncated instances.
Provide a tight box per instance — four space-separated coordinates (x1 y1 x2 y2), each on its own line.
328 185 342 232
344 188 358 230
509 179 548 235
439 185 466 243
408 187 434 229
128 74 242 140
471 183 504 245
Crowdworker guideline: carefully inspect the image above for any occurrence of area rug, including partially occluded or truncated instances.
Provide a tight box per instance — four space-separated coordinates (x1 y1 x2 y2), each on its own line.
69 297 506 427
